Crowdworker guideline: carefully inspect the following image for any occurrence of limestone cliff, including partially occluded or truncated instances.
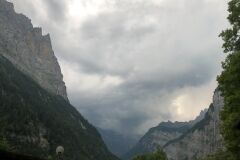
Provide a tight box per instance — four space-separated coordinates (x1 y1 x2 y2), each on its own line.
163 89 224 160
0 0 67 100
0 1 120 159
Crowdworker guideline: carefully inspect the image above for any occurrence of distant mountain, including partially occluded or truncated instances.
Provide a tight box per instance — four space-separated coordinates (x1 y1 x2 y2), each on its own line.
163 89 224 160
124 109 207 160
98 128 141 158
98 109 209 160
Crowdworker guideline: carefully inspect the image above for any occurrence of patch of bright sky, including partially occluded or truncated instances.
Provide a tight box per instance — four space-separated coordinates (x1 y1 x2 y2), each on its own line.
170 79 217 122
67 0 115 27
61 60 124 92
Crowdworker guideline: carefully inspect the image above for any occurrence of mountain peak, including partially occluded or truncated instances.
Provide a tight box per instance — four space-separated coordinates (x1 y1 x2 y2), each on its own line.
0 0 68 100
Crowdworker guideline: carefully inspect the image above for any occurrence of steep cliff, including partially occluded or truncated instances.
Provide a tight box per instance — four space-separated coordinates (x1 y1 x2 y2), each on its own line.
163 89 224 160
0 0 67 100
0 54 118 160
0 1 119 159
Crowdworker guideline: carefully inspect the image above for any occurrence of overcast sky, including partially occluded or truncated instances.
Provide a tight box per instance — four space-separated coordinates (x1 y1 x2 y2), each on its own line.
10 0 229 136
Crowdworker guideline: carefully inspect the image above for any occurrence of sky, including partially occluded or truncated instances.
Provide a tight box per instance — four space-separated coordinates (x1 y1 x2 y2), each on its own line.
10 0 229 136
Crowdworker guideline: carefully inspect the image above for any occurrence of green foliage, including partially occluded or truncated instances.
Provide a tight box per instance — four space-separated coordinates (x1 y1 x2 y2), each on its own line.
219 0 240 53
0 137 11 151
47 155 55 160
217 0 240 159
203 150 235 160
132 147 167 160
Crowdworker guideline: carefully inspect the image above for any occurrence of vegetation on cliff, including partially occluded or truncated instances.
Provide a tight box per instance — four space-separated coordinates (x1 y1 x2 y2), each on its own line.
0 54 118 160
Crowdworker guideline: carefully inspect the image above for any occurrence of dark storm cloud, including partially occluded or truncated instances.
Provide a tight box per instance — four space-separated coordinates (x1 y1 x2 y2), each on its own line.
10 0 229 135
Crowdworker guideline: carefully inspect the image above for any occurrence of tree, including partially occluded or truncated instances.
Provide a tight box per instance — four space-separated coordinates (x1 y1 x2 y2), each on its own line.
132 147 168 160
219 0 240 53
217 0 240 159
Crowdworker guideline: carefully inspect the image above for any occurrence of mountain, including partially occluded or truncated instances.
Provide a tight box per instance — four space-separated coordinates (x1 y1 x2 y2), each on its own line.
0 0 118 159
0 53 118 160
0 0 67 100
124 90 223 160
98 128 141 158
163 89 224 160
124 109 207 160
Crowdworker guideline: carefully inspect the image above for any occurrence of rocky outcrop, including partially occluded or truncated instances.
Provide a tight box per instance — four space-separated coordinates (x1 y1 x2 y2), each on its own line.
0 0 67 100
163 89 224 160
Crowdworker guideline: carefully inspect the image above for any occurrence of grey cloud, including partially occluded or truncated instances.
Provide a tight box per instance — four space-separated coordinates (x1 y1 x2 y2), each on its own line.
65 0 228 135
10 0 67 22
42 0 67 21
11 0 228 135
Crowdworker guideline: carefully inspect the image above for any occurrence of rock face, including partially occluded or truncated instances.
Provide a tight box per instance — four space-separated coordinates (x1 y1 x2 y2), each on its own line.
123 110 207 160
163 89 224 160
0 0 67 100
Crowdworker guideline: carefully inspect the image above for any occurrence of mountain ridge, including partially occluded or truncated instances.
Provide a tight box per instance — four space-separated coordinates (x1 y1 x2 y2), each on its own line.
124 108 207 160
